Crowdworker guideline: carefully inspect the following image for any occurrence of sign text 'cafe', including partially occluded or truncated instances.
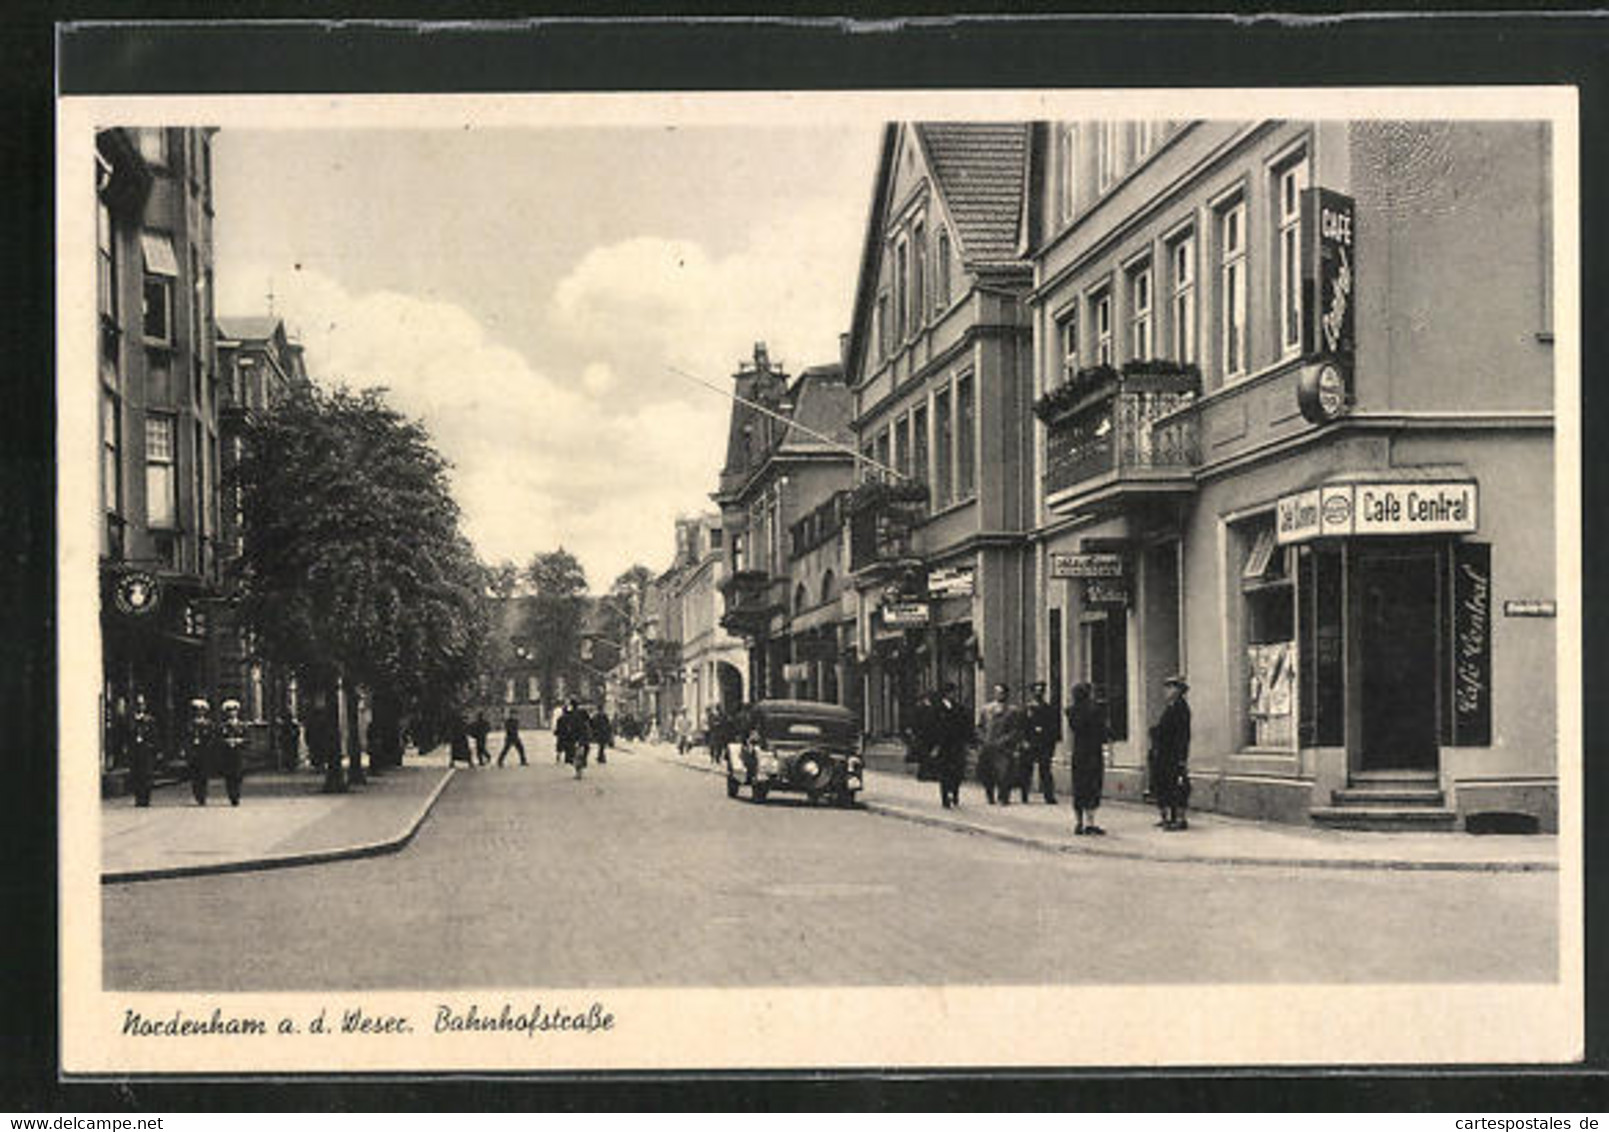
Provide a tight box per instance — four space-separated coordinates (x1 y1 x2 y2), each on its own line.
1276 481 1478 544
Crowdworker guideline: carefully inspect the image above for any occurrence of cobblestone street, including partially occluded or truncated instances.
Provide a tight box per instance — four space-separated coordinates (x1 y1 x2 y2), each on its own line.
102 742 1559 991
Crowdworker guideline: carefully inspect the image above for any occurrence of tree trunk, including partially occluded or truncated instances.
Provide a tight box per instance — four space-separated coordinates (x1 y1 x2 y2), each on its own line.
343 678 366 786
371 687 404 769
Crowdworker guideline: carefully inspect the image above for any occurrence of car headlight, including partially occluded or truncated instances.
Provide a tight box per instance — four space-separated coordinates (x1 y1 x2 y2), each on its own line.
847 776 862 791
800 759 820 780
848 756 864 774
758 753 779 775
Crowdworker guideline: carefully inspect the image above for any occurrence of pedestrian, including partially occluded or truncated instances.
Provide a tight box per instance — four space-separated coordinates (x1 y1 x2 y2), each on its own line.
592 708 613 764
448 713 476 769
707 706 727 766
498 708 527 766
184 698 213 806
276 707 300 771
932 682 972 809
1021 681 1062 804
216 698 248 806
907 690 941 782
976 682 1022 805
1150 675 1193 831
556 698 591 778
127 693 159 807
1066 682 1109 835
472 711 492 766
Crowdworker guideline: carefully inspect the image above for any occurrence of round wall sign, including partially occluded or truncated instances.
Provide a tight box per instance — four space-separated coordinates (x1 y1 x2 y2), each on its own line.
1297 362 1350 424
113 569 161 616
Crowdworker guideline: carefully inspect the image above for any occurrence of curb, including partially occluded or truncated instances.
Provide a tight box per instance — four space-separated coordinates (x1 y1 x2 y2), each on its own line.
101 768 458 885
646 747 1555 874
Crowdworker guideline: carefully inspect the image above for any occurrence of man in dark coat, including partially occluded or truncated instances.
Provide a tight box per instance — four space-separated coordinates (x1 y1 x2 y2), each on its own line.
448 713 476 769
127 693 159 807
592 709 613 763
556 698 591 777
1020 681 1062 804
906 690 940 783
216 698 249 806
471 711 492 765
931 682 971 809
184 698 214 806
1151 675 1193 830
497 709 526 766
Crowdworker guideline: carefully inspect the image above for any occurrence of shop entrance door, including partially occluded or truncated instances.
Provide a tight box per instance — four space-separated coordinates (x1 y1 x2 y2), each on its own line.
1357 548 1440 772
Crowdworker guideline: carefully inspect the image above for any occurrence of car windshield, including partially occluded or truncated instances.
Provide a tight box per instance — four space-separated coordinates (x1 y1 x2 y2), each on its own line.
759 713 859 748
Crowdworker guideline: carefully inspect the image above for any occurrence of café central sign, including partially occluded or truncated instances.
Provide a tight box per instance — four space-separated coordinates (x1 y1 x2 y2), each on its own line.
1276 481 1478 543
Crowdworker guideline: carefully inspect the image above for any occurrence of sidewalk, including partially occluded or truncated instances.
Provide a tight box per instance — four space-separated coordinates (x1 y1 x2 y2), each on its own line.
101 762 455 884
634 742 1558 873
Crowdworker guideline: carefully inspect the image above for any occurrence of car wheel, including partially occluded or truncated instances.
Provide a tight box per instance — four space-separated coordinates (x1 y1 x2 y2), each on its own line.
752 783 768 804
725 774 739 798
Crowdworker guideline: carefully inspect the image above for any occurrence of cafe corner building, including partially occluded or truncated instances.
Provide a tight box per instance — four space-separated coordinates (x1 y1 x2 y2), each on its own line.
1028 118 1557 832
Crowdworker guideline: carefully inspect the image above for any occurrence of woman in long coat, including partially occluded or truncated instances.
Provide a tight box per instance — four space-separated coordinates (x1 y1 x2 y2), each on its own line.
1066 682 1108 835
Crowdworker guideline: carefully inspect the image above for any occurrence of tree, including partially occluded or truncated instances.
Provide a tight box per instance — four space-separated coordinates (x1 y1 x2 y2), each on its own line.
524 548 589 706
231 384 488 788
486 560 521 600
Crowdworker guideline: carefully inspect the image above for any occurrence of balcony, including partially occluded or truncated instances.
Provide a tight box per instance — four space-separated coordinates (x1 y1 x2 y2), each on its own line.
1038 362 1201 514
847 480 928 574
719 569 785 637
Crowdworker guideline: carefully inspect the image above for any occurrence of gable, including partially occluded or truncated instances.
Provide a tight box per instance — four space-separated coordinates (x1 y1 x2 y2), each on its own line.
885 123 933 223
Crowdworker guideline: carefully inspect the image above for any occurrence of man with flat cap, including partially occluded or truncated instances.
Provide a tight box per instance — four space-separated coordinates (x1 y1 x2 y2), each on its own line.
1150 674 1193 830
1020 681 1061 804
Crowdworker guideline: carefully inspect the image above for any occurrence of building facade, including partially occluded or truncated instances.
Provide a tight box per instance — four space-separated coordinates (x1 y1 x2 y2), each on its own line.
96 126 222 789
1027 119 1556 829
713 347 856 709
843 122 1037 736
675 512 746 733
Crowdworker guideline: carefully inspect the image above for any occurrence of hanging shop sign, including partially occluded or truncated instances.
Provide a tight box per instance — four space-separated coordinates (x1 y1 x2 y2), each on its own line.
881 602 932 628
1503 599 1556 618
782 662 811 682
927 567 975 598
1049 551 1126 579
1276 481 1476 543
1082 578 1130 606
112 569 161 617
1298 188 1356 424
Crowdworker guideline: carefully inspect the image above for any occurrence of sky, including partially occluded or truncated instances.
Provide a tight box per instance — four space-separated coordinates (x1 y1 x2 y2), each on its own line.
212 124 884 590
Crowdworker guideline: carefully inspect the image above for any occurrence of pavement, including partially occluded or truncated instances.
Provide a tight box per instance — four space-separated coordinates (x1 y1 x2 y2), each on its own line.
101 761 455 883
100 738 1558 884
643 742 1560 874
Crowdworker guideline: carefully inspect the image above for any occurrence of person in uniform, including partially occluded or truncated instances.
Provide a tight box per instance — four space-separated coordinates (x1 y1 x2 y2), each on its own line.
1021 682 1062 804
127 693 159 808
976 682 1022 806
1066 682 1109 835
1151 675 1193 830
932 683 972 809
216 698 249 806
185 698 214 806
497 709 527 766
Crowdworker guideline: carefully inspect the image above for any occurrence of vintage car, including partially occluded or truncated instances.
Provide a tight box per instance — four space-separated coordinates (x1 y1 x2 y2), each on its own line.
724 700 864 806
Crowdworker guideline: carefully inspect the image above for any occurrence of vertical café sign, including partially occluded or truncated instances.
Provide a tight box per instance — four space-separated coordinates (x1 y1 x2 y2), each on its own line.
1447 542 1491 747
1303 188 1356 364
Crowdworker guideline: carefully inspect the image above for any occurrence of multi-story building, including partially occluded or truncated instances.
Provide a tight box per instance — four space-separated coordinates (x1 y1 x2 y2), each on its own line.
214 314 310 763
842 122 1037 736
1026 119 1556 830
675 512 746 733
96 126 221 788
713 346 856 707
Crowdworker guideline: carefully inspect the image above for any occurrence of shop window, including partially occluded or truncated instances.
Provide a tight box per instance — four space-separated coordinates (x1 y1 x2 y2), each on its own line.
1240 517 1296 748
1081 609 1128 741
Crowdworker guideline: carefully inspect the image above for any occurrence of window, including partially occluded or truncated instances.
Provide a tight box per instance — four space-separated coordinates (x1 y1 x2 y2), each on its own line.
912 404 929 497
933 387 952 509
1093 287 1113 365
795 583 808 615
874 430 891 479
142 276 173 343
146 351 175 405
936 229 951 310
1169 232 1197 364
1081 608 1128 742
912 220 926 330
1129 262 1153 361
1135 120 1161 162
1276 156 1310 356
709 527 723 548
1057 309 1079 382
894 241 907 343
1097 121 1122 192
956 373 976 499
1056 124 1077 222
1239 514 1296 749
876 294 889 360
1219 198 1248 378
97 199 116 320
137 128 168 168
894 412 911 477
101 392 121 516
144 415 177 528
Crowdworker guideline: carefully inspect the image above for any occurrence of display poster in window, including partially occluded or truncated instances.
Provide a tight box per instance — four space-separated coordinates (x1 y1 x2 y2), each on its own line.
1448 541 1492 746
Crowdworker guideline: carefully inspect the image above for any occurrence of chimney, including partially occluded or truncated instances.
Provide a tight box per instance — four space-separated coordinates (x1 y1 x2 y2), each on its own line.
838 331 850 373
753 341 770 370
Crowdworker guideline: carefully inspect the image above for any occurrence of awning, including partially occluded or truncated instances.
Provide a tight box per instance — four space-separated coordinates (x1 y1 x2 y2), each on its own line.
140 231 179 277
